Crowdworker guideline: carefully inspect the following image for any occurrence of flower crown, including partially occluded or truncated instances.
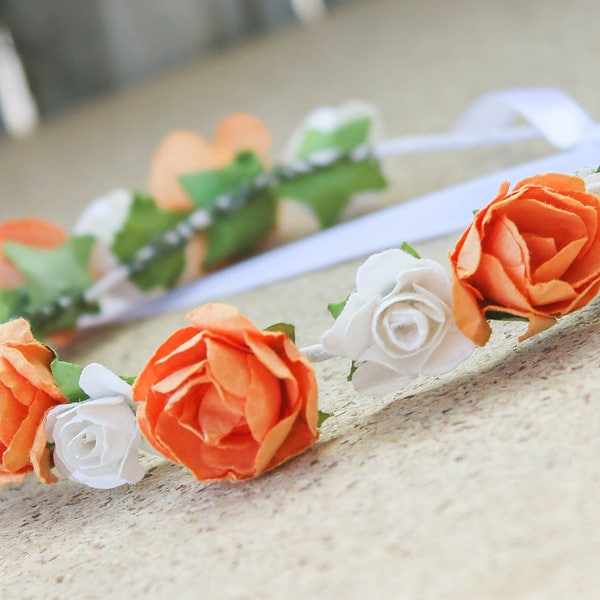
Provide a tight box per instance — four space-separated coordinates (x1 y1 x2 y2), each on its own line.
2 93 600 490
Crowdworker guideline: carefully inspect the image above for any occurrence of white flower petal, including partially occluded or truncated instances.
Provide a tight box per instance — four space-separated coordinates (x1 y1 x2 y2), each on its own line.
79 363 132 401
421 326 476 375
73 189 132 245
321 250 475 396
352 361 414 396
321 294 377 358
356 250 418 297
46 363 144 489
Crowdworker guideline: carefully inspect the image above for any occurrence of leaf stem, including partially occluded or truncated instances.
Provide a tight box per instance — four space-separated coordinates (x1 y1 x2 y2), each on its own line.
21 147 376 334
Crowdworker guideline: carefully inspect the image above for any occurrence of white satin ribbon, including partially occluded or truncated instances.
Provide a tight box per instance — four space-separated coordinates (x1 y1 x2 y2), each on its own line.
85 87 600 324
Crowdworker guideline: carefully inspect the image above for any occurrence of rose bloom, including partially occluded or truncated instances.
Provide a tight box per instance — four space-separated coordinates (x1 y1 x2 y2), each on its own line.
46 363 145 489
148 113 271 211
0 318 66 485
450 173 600 345
321 249 475 396
132 303 318 482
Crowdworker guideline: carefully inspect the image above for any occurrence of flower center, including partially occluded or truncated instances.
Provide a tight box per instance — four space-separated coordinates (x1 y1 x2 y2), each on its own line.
376 304 430 353
67 424 99 459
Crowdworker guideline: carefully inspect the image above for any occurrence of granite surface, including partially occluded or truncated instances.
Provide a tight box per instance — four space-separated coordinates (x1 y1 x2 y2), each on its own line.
2 0 600 598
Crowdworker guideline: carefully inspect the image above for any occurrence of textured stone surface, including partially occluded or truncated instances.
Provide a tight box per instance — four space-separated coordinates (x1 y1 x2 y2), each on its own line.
3 1 600 598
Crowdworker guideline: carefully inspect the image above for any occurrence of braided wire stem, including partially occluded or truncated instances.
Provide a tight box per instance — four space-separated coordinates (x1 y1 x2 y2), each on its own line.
22 145 376 333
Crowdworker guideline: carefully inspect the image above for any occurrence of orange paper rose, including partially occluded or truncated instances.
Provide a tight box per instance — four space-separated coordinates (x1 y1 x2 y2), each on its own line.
0 318 66 485
450 173 600 345
133 303 318 482
148 113 271 211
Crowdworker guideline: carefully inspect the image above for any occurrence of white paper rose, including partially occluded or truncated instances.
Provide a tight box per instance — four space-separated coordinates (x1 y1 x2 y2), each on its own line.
46 363 145 489
573 166 600 197
321 249 475 396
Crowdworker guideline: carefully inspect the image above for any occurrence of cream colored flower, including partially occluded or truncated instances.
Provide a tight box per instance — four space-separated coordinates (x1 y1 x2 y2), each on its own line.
322 249 475 396
573 166 600 197
46 363 145 489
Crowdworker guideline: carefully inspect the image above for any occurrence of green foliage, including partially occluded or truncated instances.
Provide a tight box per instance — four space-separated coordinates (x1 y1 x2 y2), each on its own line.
111 194 190 291
4 236 95 308
327 297 349 319
295 117 372 159
0 289 21 323
3 236 97 333
282 113 387 227
317 410 333 427
279 158 386 228
485 310 528 322
180 152 278 268
264 322 296 343
347 361 358 382
51 359 89 404
400 241 421 259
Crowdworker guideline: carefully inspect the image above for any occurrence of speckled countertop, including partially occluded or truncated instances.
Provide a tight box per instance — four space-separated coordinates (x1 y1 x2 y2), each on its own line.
2 1 600 598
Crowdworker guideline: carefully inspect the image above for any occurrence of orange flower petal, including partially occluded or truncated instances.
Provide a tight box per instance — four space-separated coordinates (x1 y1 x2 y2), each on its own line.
212 113 271 165
454 225 483 279
527 279 575 306
515 173 586 193
518 314 557 341
3 390 52 472
186 303 255 347
451 271 492 346
533 237 585 283
254 410 299 475
196 386 244 444
451 174 600 344
0 381 28 445
483 214 530 290
134 303 318 482
148 129 215 210
30 417 57 484
500 196 586 250
258 411 319 476
472 253 532 313
205 337 251 397
522 233 557 272
244 354 281 443
0 318 35 345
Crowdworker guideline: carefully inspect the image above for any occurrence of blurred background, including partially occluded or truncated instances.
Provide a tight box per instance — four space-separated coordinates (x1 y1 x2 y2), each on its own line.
0 0 349 132
1 0 600 226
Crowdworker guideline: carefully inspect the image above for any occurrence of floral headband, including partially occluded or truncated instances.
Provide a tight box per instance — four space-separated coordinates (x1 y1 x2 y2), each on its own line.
2 92 600 489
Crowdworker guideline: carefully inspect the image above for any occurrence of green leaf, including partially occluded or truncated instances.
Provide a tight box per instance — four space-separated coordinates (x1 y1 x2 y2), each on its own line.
180 151 263 208
111 194 191 291
295 117 372 159
485 310 528 322
51 359 89 403
180 152 278 268
264 322 296 343
121 375 136 385
400 241 421 259
203 188 277 268
327 296 349 319
4 236 95 308
3 236 99 334
279 158 387 228
347 361 358 382
0 288 21 322
317 410 333 427
596 164 600 173
472 209 480 216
